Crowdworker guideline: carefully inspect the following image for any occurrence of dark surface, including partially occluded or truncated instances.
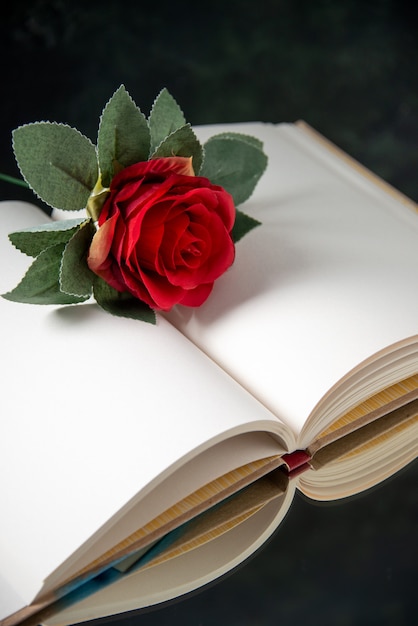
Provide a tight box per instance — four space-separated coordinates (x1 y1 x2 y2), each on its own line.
0 1 417 624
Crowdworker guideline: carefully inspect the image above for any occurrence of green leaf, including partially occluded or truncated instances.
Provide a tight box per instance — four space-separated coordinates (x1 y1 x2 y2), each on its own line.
9 218 89 257
209 132 264 151
2 243 89 305
60 220 96 297
12 123 98 211
98 85 150 187
200 134 268 205
148 88 186 154
232 209 261 243
151 124 203 174
93 277 156 323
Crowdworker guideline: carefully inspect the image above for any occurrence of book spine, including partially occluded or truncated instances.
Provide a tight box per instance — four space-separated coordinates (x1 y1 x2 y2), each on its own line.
281 450 311 478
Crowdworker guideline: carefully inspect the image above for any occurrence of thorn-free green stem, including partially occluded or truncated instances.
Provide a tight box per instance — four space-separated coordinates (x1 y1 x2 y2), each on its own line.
0 172 29 189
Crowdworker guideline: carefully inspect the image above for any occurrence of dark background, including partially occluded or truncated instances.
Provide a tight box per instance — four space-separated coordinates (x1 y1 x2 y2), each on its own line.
1 1 417 624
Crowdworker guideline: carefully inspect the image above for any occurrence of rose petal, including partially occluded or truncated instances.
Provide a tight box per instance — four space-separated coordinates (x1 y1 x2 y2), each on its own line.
88 158 236 312
134 267 184 311
88 213 118 273
111 157 194 190
179 282 214 307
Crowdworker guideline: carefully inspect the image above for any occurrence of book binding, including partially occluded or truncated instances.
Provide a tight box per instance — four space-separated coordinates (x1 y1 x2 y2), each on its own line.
281 450 312 477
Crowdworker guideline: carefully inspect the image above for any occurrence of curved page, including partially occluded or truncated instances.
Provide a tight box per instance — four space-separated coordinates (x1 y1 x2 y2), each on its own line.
299 412 418 500
167 122 418 444
0 202 294 619
43 485 296 625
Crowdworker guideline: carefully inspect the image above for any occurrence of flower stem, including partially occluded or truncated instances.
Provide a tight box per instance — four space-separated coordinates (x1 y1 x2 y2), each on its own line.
0 172 29 188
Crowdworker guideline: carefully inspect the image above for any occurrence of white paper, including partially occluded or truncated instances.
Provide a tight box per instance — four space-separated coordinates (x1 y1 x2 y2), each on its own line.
2 119 417 620
0 202 290 616
168 123 418 444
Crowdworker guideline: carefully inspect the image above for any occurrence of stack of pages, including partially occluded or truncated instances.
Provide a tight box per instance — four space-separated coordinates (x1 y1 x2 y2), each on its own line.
0 121 417 626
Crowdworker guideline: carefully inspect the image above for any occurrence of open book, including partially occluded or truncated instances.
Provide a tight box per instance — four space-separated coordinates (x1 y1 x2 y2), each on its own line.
1 122 417 626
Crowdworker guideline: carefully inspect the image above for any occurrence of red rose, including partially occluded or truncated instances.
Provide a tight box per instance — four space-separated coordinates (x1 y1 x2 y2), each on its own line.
87 156 236 311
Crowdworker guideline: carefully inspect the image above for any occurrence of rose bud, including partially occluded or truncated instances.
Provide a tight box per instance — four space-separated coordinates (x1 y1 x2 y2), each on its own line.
87 156 236 311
